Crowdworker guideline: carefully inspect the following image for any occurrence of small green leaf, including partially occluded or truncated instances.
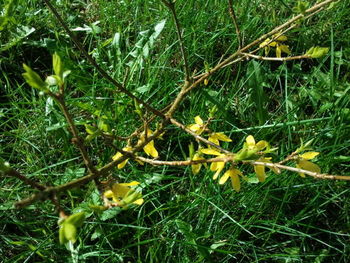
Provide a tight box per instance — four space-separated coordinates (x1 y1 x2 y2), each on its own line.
22 64 49 92
84 124 98 135
305 47 329 58
53 52 63 78
65 212 86 228
98 119 111 133
59 225 68 244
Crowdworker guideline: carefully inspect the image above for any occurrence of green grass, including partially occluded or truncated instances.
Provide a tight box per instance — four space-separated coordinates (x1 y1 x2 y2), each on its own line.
1 0 350 262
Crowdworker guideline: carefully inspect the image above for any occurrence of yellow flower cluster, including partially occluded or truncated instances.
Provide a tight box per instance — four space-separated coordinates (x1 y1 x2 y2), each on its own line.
259 33 291 58
187 115 279 192
111 128 159 170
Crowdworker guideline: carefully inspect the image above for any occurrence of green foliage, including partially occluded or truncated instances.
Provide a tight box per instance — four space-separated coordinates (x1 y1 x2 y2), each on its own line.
22 64 49 92
1 0 350 262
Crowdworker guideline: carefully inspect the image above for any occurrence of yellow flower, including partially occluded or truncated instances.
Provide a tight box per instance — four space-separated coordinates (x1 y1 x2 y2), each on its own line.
296 152 320 177
112 146 133 169
187 116 205 135
219 168 242 192
235 135 268 161
200 148 226 180
208 132 232 146
191 152 205 175
245 135 268 151
253 157 272 182
139 128 159 158
104 181 144 208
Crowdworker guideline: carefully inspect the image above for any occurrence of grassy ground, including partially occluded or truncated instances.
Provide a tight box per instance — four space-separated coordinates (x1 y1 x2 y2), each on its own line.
1 0 350 262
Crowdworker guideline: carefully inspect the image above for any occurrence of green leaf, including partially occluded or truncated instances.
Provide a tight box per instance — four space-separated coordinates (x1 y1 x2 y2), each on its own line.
153 19 166 39
63 223 77 243
84 124 98 135
22 64 49 92
305 47 329 58
59 225 68 244
98 119 111 133
53 52 63 78
65 212 86 228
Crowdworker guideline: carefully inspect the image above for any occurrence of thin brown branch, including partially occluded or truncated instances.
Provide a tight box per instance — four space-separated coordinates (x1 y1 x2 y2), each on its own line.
242 53 310 61
228 0 242 49
55 95 97 174
136 156 230 166
252 161 350 181
161 0 191 81
50 194 67 217
3 168 46 191
43 0 163 119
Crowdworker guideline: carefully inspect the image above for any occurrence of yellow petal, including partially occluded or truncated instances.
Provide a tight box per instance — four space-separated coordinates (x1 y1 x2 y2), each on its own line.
297 159 321 174
112 152 122 161
208 135 220 146
192 153 203 174
133 198 144 205
143 140 159 158
104 190 114 198
264 46 270 56
201 148 221 156
210 162 218 172
120 181 140 187
213 162 225 180
296 163 305 177
256 140 268 151
111 183 130 198
204 79 209 86
254 165 266 182
279 44 291 55
194 115 204 125
276 46 282 58
230 173 241 192
299 152 319 160
246 135 256 147
259 38 270 48
192 163 202 175
118 159 129 169
274 34 287 42
213 132 232 142
188 123 201 132
268 41 278 47
146 128 154 137
219 170 231 184
213 169 222 180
